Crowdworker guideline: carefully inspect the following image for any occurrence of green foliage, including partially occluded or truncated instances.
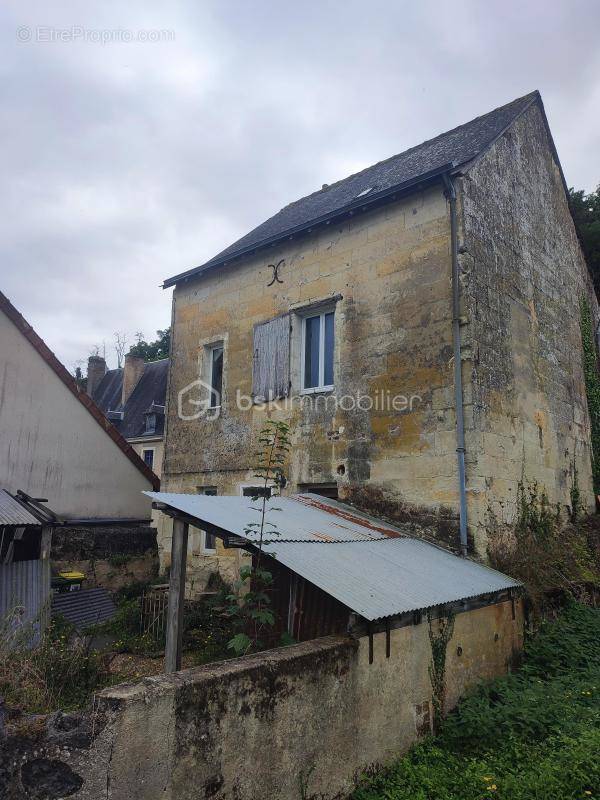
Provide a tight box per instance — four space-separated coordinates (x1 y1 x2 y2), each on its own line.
0 613 110 713
428 611 455 732
352 603 600 800
570 460 583 522
94 585 235 662
227 420 291 656
128 328 171 362
488 480 598 613
580 297 600 494
571 185 600 296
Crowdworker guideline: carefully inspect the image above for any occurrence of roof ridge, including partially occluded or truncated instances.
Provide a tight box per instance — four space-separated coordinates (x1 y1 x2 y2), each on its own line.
164 90 542 288
0 291 159 490
280 91 540 210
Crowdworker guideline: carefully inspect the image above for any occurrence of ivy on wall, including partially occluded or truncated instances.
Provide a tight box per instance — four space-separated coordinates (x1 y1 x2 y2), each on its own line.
579 298 600 494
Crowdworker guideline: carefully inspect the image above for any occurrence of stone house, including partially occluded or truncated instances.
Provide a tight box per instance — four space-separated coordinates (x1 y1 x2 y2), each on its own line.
158 91 597 592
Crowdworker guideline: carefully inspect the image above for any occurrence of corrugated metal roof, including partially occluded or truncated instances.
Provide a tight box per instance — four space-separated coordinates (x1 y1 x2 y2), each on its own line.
146 492 402 543
260 538 520 620
146 492 520 620
52 587 117 630
0 489 41 526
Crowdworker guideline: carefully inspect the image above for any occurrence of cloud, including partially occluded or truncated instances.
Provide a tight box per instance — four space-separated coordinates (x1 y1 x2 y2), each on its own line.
1 0 599 369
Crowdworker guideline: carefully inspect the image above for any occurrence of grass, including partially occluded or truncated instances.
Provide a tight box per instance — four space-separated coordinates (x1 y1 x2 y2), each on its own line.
352 603 600 800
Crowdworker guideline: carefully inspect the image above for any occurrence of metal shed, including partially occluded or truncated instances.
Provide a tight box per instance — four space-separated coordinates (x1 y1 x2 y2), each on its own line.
0 489 55 644
147 492 521 670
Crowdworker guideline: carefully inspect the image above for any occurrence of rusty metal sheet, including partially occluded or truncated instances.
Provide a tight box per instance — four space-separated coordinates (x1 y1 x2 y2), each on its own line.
146 491 520 620
146 492 398 543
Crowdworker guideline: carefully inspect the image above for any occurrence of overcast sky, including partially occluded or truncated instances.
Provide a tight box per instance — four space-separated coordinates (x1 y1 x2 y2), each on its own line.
2 1 599 371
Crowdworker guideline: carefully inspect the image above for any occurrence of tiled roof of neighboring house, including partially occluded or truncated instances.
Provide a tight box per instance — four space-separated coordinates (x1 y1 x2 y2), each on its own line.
146 492 521 621
164 91 547 288
120 359 168 439
92 368 123 413
92 359 168 440
0 292 159 490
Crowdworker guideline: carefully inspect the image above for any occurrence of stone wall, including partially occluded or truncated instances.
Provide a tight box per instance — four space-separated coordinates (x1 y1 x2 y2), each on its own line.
160 185 461 587
459 102 598 550
1 599 523 799
51 525 158 592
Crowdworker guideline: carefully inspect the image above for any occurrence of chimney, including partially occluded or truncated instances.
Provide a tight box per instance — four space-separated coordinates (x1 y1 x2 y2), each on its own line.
86 355 107 398
122 353 145 406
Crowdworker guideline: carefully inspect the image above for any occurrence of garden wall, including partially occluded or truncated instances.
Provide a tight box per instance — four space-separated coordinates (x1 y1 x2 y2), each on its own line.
51 525 158 592
1 599 523 800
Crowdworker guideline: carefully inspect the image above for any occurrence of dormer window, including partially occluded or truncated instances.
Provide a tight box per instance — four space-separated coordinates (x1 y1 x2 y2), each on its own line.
145 412 157 434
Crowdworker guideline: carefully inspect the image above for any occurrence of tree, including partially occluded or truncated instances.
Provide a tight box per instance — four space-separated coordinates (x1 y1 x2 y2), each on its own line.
114 332 128 368
128 328 171 362
570 185 600 296
226 420 291 656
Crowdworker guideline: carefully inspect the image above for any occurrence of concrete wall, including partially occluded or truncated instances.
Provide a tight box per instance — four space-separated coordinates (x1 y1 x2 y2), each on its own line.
459 102 598 550
0 310 154 519
0 599 523 800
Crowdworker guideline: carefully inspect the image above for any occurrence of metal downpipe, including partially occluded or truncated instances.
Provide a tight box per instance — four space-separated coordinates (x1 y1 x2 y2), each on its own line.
443 173 468 556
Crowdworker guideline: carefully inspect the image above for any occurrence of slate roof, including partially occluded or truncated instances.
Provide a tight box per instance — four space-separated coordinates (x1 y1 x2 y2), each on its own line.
92 359 168 440
92 368 122 414
164 91 541 288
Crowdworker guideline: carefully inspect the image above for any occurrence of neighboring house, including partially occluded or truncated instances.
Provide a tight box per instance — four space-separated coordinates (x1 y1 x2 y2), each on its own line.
0 292 158 520
159 91 597 592
87 353 168 479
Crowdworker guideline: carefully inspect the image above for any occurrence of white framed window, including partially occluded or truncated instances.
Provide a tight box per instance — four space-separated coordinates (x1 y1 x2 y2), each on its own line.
207 343 224 408
142 448 155 469
301 310 335 393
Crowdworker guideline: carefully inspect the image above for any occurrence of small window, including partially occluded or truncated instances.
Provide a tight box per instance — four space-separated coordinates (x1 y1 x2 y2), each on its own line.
242 486 272 499
209 345 224 408
145 413 157 434
297 483 338 499
302 310 334 392
142 449 154 469
198 487 217 551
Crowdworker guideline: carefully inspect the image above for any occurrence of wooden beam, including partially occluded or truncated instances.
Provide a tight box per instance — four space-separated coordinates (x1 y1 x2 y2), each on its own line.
165 518 188 673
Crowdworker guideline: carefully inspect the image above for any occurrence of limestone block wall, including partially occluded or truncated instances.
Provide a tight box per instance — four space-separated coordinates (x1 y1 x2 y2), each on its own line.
0 599 523 800
160 186 461 586
459 102 598 550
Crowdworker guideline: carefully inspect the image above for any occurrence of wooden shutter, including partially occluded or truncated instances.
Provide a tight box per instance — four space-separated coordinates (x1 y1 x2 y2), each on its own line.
252 314 290 401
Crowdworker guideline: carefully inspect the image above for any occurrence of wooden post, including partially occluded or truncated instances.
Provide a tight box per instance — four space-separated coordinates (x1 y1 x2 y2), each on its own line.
165 517 188 673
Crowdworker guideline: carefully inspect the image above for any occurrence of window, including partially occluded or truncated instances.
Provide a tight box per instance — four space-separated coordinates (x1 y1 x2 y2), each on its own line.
142 449 154 469
302 310 334 392
199 487 217 551
145 413 157 434
297 483 338 499
209 345 224 407
242 486 272 499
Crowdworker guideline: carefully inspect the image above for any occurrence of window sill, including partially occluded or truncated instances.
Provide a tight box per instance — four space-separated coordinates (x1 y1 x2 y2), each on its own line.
300 385 334 396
